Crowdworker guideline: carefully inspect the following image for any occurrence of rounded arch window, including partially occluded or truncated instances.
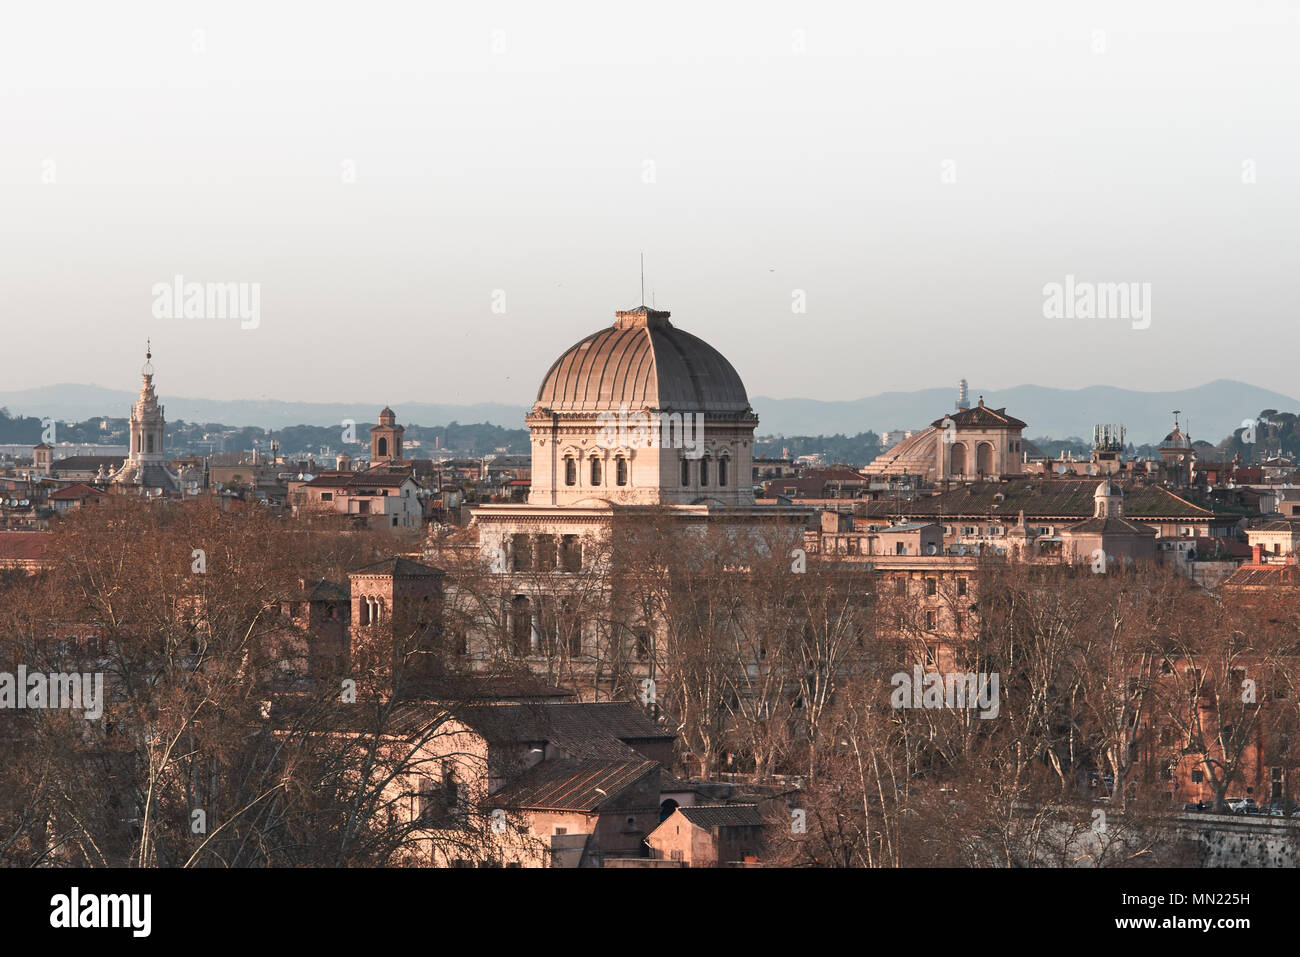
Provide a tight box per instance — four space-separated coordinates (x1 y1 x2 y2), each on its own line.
615 457 628 487
564 457 576 486
590 457 602 486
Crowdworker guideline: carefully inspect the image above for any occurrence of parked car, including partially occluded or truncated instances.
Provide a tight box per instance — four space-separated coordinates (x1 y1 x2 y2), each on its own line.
1225 797 1258 814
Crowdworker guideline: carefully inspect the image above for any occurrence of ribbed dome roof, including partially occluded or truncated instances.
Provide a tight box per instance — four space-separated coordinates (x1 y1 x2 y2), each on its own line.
534 307 751 414
861 426 939 476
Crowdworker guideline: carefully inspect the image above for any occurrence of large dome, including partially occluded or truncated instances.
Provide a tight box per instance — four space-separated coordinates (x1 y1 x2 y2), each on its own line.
533 307 751 414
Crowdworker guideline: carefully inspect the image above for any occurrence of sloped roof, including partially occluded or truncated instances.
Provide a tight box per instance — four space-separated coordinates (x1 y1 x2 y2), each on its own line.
493 758 658 812
291 577 350 601
1224 564 1300 589
931 403 1027 430
1064 516 1158 536
675 804 763 828
453 701 671 759
349 557 444 578
48 483 106 501
905 480 1215 520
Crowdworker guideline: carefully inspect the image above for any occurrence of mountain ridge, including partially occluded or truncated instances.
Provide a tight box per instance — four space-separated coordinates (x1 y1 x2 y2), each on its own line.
1 379 1293 446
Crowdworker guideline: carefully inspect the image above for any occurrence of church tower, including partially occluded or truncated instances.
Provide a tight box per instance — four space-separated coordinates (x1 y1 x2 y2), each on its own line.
111 342 180 492
370 407 404 465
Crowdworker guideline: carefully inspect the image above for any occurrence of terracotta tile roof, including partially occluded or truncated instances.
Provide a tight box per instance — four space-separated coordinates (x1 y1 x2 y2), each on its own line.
304 467 415 489
904 480 1214 520
1223 564 1300 589
0 531 51 563
930 404 1027 430
674 803 763 828
493 758 658 812
48 483 106 501
1065 516 1157 536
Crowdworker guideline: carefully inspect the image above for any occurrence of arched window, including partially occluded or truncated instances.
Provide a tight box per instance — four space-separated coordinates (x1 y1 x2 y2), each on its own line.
977 442 994 475
616 457 628 486
146 434 154 454
700 457 709 486
718 458 728 486
681 457 690 486
564 457 576 486
377 437 388 457
590 457 602 486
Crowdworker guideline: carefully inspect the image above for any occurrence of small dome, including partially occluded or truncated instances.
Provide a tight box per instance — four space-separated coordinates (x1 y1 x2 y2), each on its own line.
534 308 751 414
1160 428 1190 450
1094 480 1121 498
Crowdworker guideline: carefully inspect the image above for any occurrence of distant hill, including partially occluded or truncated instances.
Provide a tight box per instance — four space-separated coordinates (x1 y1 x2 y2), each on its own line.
2 379 1295 447
0 384 529 431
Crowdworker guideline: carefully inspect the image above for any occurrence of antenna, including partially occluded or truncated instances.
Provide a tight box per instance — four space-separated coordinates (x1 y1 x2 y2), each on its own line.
640 252 645 306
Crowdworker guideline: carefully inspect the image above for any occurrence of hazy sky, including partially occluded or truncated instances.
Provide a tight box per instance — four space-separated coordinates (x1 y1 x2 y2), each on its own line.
3 1 1298 408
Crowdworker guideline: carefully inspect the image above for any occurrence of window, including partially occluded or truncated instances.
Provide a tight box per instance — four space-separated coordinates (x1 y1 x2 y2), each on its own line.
718 458 728 486
956 577 967 596
925 610 937 630
616 457 628 486
560 534 582 572
564 457 576 486
510 596 532 656
590 458 601 486
634 627 651 660
511 533 532 572
535 535 557 571
700 458 709 486
1192 769 1203 784
321 492 333 501
681 458 690 486
925 579 937 596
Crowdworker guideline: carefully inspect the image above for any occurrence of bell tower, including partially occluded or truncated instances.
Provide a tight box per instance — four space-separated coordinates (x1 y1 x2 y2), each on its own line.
370 407 404 465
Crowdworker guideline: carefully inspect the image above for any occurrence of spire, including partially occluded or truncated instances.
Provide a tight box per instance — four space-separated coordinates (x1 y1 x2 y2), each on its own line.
142 339 154 376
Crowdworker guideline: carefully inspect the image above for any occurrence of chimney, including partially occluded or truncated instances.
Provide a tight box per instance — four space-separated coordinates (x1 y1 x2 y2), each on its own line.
1251 544 1263 565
